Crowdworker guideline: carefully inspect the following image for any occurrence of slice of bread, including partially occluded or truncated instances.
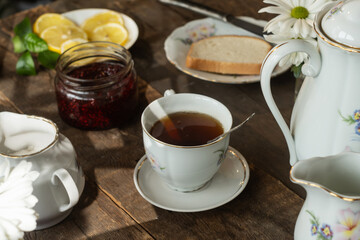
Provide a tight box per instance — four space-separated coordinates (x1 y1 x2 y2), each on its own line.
186 35 272 75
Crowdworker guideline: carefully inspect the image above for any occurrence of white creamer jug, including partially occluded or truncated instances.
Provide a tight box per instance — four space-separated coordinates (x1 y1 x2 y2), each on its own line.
291 151 360 240
0 112 85 229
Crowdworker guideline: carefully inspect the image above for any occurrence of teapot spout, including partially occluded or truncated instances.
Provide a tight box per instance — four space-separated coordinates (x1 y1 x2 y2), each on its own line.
290 152 360 200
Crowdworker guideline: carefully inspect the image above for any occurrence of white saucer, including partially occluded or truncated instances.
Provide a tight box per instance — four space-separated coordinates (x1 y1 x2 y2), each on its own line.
133 146 250 212
164 16 290 84
62 8 139 49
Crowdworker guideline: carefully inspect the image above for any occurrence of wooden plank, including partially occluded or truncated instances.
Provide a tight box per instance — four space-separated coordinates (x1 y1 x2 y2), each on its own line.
25 181 153 240
0 91 21 112
0 0 305 239
0 92 154 240
99 165 303 239
0 5 155 239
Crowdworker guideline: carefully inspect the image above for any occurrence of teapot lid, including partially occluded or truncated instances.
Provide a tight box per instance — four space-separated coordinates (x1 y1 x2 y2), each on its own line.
322 0 360 48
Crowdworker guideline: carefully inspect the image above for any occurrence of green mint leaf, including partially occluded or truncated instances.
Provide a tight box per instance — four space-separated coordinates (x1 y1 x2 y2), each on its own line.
38 50 60 69
24 33 48 53
16 51 36 75
14 17 32 38
12 35 26 53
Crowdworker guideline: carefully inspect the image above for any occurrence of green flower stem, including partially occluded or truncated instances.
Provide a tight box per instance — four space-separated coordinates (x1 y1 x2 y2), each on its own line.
339 111 356 125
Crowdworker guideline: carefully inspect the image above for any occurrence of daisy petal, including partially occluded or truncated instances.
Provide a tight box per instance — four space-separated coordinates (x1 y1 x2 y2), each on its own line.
293 20 302 35
0 160 39 237
263 0 293 9
261 0 332 68
280 18 297 32
259 6 289 15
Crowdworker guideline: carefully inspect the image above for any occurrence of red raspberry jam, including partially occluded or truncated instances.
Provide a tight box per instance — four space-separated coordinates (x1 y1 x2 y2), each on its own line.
55 42 138 130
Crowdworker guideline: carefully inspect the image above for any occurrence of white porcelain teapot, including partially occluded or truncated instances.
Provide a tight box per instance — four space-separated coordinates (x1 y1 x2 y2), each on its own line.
261 0 360 165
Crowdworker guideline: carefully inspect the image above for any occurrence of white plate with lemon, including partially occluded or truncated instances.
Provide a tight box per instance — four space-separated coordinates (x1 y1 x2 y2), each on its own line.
33 9 138 54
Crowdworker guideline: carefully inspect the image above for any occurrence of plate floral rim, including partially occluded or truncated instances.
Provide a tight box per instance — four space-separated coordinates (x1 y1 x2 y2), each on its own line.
164 16 290 84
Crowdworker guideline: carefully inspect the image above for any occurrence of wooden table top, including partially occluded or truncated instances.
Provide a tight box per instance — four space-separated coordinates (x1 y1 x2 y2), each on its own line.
0 0 304 239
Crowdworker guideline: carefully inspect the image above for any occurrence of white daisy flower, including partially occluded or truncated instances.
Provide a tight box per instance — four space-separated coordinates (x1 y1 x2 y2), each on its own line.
264 28 317 67
0 160 39 240
259 0 332 39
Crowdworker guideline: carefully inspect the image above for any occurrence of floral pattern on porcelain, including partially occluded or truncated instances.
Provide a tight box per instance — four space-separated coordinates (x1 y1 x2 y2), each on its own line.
340 109 360 136
147 152 165 172
326 1 344 20
215 149 226 166
177 22 216 45
307 208 360 240
307 210 334 239
334 208 360 240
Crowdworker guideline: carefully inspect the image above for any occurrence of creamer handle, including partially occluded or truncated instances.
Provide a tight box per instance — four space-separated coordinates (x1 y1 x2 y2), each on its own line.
51 168 80 212
260 39 321 166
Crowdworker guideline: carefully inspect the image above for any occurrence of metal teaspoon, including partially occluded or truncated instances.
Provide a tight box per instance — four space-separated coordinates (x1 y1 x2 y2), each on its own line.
207 112 255 143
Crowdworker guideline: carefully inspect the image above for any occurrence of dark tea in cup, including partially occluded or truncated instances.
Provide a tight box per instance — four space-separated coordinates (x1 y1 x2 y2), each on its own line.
149 112 223 146
142 91 232 191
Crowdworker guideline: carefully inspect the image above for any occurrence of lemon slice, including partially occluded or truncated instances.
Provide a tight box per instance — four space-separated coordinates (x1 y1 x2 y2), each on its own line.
89 23 128 45
33 13 76 35
41 25 87 53
60 38 88 53
81 11 124 36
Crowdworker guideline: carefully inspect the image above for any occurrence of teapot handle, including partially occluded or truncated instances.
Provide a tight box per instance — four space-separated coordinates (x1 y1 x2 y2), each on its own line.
51 168 80 212
260 39 321 166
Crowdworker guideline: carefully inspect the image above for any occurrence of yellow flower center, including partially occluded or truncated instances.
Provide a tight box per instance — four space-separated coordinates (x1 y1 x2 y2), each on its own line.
291 6 309 19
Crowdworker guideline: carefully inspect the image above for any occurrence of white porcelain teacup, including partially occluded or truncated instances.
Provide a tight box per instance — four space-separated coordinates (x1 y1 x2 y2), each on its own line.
141 90 232 192
0 112 85 230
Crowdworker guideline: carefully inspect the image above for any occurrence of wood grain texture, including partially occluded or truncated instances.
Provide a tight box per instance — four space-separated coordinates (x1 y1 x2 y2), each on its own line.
0 0 305 239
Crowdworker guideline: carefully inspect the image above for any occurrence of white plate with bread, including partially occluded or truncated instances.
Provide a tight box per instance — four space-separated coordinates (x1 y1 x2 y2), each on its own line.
164 16 289 84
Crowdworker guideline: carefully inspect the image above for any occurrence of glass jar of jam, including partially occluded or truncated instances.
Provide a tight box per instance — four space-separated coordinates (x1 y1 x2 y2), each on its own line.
55 42 138 130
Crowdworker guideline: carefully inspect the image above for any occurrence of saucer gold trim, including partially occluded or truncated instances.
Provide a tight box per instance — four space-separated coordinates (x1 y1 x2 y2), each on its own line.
134 146 250 212
227 148 247 185
137 147 248 192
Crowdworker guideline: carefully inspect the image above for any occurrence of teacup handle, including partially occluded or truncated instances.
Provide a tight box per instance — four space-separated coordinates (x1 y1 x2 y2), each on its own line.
164 89 175 96
51 168 80 212
260 39 321 166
